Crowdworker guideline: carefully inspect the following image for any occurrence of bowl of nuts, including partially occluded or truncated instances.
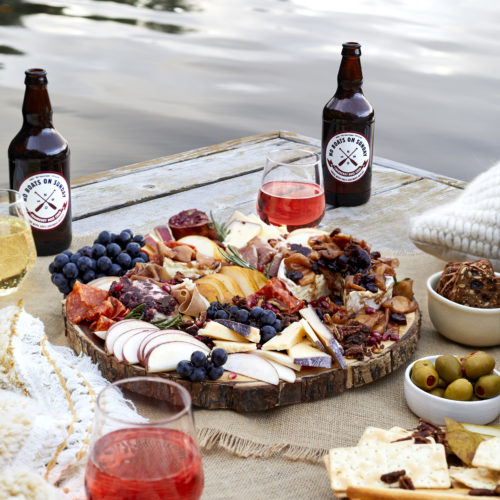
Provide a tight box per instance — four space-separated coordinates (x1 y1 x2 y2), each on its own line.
427 260 500 346
404 352 500 425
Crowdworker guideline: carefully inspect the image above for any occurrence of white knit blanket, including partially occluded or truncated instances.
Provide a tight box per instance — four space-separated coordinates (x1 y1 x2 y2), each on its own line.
0 304 139 499
409 162 500 270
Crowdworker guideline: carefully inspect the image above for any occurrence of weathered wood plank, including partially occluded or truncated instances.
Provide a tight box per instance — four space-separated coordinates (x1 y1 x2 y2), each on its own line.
71 137 290 220
72 131 281 187
72 166 419 236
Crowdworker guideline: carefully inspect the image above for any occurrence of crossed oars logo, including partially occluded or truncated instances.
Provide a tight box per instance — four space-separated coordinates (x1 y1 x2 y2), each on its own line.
35 190 57 212
338 147 358 167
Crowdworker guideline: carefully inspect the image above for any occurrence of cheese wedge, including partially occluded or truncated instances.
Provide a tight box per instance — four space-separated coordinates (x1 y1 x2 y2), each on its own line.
213 341 257 354
253 350 302 371
261 320 305 351
299 306 346 369
223 220 261 248
288 340 332 368
300 318 326 351
198 321 250 343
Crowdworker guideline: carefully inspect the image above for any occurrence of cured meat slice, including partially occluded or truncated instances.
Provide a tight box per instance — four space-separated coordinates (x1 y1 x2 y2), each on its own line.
66 281 109 324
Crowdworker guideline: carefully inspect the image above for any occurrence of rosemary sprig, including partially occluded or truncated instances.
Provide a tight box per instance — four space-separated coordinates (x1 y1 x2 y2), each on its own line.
219 245 258 271
124 303 146 320
152 313 183 330
210 211 230 241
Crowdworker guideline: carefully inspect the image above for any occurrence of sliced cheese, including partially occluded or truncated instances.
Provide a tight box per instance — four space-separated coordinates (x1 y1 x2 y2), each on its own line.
223 220 261 248
288 341 332 368
213 341 257 354
300 318 325 351
261 320 305 351
253 350 302 371
198 321 250 343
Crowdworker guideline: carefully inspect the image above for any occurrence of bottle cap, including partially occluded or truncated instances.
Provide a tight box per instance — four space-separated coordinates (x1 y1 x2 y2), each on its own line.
341 42 361 56
25 68 48 85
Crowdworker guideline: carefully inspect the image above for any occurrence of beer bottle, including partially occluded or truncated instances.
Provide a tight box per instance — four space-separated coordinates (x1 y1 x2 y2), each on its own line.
322 42 375 206
8 68 72 256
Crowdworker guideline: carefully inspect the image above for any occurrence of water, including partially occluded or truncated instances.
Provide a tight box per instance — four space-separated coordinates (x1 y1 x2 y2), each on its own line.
1 0 500 187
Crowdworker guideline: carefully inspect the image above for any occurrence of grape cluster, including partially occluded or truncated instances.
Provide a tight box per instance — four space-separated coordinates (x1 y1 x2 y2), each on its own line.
176 348 228 382
48 229 148 294
206 302 283 344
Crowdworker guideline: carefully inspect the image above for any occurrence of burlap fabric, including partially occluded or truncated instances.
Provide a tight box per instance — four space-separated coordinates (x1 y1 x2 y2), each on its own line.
1 236 499 500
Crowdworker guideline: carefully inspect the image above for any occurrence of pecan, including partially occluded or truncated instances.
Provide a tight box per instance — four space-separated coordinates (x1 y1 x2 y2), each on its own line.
468 488 498 496
380 470 406 484
399 475 415 490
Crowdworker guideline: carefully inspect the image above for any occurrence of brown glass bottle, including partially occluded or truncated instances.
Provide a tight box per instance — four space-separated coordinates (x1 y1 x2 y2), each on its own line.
8 68 72 256
322 42 375 206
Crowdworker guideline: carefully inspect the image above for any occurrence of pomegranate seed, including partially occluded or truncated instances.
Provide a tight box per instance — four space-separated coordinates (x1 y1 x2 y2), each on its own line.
372 332 382 339
114 283 123 292
195 319 204 328
320 300 329 309
382 333 390 341
115 316 123 321
331 306 339 314
229 372 237 380
390 333 400 341
161 284 172 293
168 279 176 285
365 307 376 314
258 265 264 272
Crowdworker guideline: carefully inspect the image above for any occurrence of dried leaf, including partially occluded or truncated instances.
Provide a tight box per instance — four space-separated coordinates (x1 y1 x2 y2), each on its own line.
445 418 485 465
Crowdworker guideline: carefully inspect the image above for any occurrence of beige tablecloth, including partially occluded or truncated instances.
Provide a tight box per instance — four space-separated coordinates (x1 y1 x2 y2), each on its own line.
1 239 499 500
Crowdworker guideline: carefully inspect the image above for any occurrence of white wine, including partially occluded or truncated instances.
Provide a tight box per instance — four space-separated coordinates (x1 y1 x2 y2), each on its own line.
0 216 36 295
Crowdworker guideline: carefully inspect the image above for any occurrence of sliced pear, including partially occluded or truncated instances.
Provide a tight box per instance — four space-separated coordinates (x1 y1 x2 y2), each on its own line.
176 235 226 260
223 353 279 385
208 273 244 298
220 266 258 296
195 276 232 303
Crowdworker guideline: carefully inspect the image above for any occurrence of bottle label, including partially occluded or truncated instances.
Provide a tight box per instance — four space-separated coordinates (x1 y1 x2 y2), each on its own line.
325 132 370 183
18 172 70 231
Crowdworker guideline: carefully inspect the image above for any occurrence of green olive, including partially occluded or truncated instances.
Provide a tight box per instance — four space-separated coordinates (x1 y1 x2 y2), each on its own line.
413 359 434 370
437 377 447 388
474 374 500 399
444 378 473 401
464 351 496 380
411 365 439 391
430 387 445 398
435 355 462 383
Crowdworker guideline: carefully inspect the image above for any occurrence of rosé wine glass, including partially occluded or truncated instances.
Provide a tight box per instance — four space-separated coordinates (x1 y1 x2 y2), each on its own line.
257 148 325 231
85 377 203 500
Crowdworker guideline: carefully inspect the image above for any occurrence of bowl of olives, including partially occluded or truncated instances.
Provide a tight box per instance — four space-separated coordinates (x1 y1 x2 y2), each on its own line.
427 271 500 346
404 352 500 425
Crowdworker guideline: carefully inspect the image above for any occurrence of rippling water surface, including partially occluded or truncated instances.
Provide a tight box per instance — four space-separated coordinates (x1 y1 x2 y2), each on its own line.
1 0 500 186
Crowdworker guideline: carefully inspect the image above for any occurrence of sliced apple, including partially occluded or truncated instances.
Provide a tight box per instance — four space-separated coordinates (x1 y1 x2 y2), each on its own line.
300 318 326 352
214 319 260 343
223 219 261 248
93 329 107 340
141 333 210 366
286 228 329 247
223 353 279 385
265 359 296 383
261 320 305 351
299 306 346 369
288 341 332 368
213 340 257 354
122 330 156 364
87 276 119 291
105 319 159 355
114 329 152 362
145 341 204 373
176 235 226 261
198 321 251 343
253 350 302 372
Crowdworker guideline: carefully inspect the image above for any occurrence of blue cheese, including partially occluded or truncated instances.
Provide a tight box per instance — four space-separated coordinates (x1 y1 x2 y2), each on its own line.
277 260 329 302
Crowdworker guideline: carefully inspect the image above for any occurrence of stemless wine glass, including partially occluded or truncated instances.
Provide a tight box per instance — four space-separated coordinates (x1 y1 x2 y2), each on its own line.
0 189 36 296
85 377 204 500
256 148 325 231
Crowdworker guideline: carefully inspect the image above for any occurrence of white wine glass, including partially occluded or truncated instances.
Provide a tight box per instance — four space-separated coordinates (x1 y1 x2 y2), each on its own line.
0 189 36 295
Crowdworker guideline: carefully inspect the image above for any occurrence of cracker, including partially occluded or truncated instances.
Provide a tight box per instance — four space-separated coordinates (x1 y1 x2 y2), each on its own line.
326 442 450 494
357 427 412 446
449 465 500 490
345 485 484 499
471 437 500 471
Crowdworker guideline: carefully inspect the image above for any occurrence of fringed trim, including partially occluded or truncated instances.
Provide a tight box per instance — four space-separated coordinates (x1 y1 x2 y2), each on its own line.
198 427 328 464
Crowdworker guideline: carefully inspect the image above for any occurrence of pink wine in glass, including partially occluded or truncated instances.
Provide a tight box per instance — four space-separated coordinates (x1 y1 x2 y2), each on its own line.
257 180 325 230
85 427 203 500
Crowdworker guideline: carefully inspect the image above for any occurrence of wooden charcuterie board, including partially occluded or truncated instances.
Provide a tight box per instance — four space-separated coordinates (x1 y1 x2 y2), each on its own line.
64 306 421 412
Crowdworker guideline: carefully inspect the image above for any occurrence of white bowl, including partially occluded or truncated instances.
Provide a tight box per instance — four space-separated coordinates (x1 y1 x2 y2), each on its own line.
427 271 500 346
404 355 500 425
